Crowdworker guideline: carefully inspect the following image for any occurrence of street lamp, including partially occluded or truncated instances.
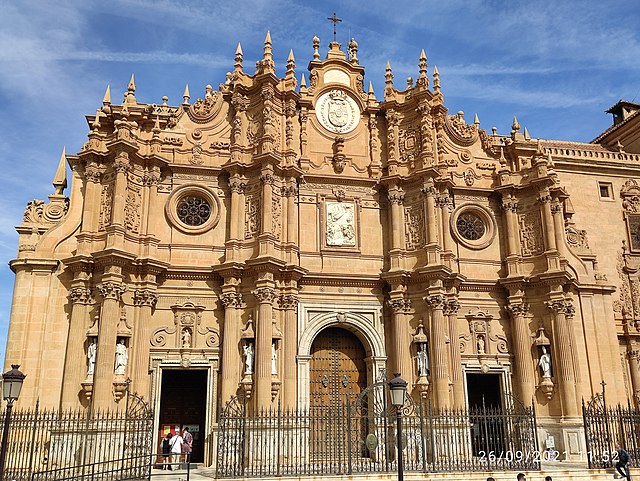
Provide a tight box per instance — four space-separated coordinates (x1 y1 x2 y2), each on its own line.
389 373 407 481
0 365 25 481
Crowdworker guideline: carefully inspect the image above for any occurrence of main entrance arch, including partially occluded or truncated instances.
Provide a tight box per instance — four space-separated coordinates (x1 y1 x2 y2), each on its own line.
309 327 367 405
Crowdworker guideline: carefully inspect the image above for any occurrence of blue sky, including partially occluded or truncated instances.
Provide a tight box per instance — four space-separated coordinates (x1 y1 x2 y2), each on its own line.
0 0 638 366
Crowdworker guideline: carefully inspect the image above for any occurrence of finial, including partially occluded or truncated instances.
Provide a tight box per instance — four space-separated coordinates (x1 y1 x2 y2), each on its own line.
262 31 274 72
368 81 374 94
286 49 296 73
53 147 67 195
385 61 393 85
492 126 497 135
327 13 342 43
152 115 161 138
128 74 136 93
300 73 307 88
348 37 358 63
91 109 101 130
407 77 413 89
102 85 111 105
312 36 320 60
162 96 168 106
499 147 507 167
419 49 427 79
234 43 243 72
182 84 190 105
205 84 213 98
474 113 480 125
524 127 531 140
433 65 440 92
512 116 520 132
535 138 543 154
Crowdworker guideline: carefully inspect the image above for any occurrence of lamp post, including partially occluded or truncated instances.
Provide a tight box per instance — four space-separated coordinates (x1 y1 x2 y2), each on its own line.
0 365 25 481
389 373 407 481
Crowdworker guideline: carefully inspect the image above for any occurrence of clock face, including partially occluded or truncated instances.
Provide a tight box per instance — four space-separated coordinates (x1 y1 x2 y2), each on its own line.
315 89 360 134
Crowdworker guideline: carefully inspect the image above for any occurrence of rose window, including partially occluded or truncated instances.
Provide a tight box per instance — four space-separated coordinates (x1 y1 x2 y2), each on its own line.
177 196 211 226
456 212 486 241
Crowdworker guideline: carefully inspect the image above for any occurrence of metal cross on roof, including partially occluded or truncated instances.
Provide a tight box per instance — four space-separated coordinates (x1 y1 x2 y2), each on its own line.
327 12 342 42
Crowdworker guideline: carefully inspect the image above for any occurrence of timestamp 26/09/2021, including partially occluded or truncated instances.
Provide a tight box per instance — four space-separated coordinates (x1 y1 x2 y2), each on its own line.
477 450 619 463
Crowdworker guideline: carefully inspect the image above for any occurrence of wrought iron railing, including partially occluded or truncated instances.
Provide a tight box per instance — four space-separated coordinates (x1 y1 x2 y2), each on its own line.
583 395 640 469
0 393 153 481
216 385 539 478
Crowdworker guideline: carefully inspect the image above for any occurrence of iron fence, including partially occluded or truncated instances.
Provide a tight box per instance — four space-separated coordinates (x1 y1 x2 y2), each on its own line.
216 384 539 478
0 393 153 481
583 395 640 469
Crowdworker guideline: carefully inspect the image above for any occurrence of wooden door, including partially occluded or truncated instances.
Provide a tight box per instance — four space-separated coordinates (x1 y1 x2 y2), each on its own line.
310 327 367 405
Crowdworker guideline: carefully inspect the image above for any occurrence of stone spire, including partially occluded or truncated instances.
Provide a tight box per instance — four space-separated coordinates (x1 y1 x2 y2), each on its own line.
182 84 190 105
261 31 275 73
52 147 67 195
433 66 441 92
512 116 520 132
384 61 394 98
368 81 376 102
417 49 429 89
234 43 243 72
286 49 295 75
102 85 111 112
125 74 136 104
474 113 480 125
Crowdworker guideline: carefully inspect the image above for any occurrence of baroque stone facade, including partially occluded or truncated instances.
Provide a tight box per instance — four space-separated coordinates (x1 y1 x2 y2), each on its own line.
6 34 640 464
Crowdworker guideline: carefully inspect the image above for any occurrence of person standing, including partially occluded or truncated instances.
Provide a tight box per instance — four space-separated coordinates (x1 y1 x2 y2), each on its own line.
161 433 172 470
169 430 184 469
182 427 193 464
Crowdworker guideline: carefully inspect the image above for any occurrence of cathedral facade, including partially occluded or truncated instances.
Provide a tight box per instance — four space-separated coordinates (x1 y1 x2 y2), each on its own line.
6 34 640 464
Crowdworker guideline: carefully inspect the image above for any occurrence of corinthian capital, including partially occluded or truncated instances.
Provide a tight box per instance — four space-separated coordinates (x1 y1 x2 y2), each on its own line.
444 299 460 316
133 288 158 307
279 294 300 310
252 287 277 304
545 299 574 317
69 287 93 305
424 294 446 310
114 152 130 173
220 292 243 309
96 282 127 301
387 298 411 314
506 302 528 317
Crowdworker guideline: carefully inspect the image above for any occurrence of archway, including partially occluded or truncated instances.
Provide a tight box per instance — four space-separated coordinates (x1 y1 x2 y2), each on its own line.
309 327 367 405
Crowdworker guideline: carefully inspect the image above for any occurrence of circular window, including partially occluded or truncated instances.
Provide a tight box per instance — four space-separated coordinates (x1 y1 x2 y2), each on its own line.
450 204 496 250
165 185 221 234
456 212 486 240
177 196 211 226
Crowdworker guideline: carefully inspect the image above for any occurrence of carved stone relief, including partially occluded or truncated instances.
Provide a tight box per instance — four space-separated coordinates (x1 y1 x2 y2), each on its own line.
244 193 261 239
399 127 420 168
124 185 141 233
326 201 356 246
272 194 281 239
519 209 544 256
98 183 114 231
404 202 425 250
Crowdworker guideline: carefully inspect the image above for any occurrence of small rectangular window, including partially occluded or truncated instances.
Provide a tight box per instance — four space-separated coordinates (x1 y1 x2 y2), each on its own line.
598 182 613 199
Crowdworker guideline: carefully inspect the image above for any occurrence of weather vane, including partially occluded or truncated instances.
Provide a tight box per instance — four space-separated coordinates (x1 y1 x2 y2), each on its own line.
327 12 342 42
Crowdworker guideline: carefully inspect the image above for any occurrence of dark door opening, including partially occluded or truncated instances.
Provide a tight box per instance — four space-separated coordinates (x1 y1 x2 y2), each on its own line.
466 373 505 456
158 370 207 463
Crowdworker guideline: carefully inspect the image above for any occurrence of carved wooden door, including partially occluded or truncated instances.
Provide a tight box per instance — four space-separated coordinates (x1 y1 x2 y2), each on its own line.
309 327 367 461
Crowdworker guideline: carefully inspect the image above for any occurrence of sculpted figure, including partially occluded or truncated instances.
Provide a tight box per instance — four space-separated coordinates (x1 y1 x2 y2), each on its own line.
417 343 429 377
539 346 552 378
114 338 128 375
87 339 97 376
182 328 192 348
243 342 254 375
477 336 485 354
272 342 278 375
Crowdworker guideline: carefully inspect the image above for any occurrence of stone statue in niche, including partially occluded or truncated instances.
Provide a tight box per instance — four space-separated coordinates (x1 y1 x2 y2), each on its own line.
326 202 356 246
477 335 486 354
272 342 278 375
87 338 97 376
243 342 254 375
417 343 429 377
539 346 552 377
182 328 192 348
114 338 128 375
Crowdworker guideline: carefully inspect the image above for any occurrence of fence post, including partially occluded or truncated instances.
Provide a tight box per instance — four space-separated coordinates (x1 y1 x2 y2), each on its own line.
346 395 352 475
277 398 281 477
27 399 39 475
582 399 593 469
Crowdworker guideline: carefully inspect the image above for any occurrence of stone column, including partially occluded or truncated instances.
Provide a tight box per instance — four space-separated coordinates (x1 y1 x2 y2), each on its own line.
61 286 93 408
546 300 578 416
425 294 450 408
445 299 464 408
279 294 299 409
253 287 276 409
507 301 534 403
111 152 129 227
627 349 640 407
93 280 127 410
551 201 568 257
220 292 243 405
131 288 158 397
387 298 412 387
259 170 275 257
143 167 161 235
229 176 246 241
388 187 405 270
501 196 520 276
538 190 556 251
437 194 453 251
82 162 102 233
422 180 439 265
